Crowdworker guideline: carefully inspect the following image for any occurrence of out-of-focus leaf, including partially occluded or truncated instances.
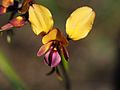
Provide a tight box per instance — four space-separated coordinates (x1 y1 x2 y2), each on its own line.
0 51 26 90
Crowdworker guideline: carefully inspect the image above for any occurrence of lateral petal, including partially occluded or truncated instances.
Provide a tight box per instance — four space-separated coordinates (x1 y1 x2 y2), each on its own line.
29 4 54 35
66 6 95 40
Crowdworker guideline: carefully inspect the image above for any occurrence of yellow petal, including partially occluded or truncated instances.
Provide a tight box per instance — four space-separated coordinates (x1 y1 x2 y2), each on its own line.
66 6 95 40
29 4 54 35
42 28 68 45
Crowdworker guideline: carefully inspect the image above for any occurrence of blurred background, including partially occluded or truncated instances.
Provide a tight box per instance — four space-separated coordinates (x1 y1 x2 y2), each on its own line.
0 0 120 90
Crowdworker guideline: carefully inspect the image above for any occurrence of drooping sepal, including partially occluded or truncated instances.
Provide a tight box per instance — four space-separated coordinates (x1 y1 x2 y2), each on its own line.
37 41 52 57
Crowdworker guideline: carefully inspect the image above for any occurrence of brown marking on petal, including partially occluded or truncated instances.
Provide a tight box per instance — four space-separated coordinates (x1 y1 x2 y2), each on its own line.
62 46 69 61
18 0 30 14
48 49 54 66
42 28 69 46
40 32 46 37
55 28 69 46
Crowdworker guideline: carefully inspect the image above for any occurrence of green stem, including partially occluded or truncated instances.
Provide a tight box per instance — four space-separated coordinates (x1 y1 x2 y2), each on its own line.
60 55 71 90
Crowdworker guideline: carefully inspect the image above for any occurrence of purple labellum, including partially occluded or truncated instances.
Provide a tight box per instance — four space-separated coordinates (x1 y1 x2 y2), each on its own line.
44 49 61 67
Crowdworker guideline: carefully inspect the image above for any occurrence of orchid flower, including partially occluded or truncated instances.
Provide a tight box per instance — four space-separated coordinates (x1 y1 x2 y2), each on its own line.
33 4 96 69
0 0 96 76
37 28 69 67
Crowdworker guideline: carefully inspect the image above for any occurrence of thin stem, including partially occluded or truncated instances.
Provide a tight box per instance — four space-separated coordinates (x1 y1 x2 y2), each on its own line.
60 62 71 90
57 44 71 90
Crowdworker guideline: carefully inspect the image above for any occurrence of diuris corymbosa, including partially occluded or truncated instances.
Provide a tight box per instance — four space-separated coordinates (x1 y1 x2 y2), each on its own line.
30 4 96 68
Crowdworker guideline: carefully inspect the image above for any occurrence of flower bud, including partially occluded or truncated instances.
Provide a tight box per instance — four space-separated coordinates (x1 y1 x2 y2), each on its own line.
0 16 26 31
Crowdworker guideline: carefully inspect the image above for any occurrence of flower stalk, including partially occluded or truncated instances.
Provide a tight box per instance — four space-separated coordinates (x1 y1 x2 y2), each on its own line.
60 62 71 90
